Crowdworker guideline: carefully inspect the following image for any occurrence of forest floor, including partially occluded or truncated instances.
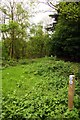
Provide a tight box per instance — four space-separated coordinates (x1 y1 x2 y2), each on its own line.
2 57 80 119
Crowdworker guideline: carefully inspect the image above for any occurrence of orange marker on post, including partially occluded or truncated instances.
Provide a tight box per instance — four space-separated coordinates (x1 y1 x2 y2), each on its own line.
68 75 75 110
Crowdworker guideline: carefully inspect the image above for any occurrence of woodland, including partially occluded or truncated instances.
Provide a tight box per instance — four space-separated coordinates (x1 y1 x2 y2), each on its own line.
0 1 80 61
0 0 80 119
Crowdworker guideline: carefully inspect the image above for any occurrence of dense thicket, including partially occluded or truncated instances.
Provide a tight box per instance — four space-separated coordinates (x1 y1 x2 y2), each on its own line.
51 2 80 61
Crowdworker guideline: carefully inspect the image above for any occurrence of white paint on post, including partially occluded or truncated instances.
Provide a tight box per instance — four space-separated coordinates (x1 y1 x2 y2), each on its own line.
69 75 75 85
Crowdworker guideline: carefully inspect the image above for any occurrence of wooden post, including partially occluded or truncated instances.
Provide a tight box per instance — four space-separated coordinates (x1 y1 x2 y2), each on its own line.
68 75 75 110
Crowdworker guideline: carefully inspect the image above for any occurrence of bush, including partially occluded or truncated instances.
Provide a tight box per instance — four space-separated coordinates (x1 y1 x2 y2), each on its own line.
2 59 17 67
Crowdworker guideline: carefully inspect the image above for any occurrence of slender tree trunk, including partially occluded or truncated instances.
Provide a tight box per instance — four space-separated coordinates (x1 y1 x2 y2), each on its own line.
10 1 15 59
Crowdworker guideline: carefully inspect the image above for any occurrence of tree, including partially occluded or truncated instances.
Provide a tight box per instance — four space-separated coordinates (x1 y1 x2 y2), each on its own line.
26 24 51 58
0 0 29 59
50 2 80 61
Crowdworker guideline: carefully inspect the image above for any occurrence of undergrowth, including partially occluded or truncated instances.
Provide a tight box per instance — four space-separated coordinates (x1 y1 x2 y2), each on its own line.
2 57 80 120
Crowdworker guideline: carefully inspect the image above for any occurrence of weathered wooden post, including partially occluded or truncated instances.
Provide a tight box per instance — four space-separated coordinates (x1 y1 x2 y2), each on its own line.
68 75 75 110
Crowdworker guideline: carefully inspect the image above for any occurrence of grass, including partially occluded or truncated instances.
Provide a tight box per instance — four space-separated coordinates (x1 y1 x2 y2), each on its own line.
2 57 52 96
2 57 80 119
2 61 39 96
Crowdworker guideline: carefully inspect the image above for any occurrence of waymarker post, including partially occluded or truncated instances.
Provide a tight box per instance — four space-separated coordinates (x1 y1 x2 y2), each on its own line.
68 75 75 110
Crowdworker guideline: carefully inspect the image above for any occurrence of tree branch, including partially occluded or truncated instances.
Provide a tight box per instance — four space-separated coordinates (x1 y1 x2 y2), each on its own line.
47 2 58 11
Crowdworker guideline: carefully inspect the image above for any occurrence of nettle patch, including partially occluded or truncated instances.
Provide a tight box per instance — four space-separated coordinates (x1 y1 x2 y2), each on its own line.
2 57 80 120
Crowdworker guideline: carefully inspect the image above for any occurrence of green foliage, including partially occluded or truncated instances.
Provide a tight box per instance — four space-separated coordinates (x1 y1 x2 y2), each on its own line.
1 2 29 59
0 24 9 32
2 57 80 119
26 25 51 58
51 2 80 61
2 38 27 60
59 2 80 22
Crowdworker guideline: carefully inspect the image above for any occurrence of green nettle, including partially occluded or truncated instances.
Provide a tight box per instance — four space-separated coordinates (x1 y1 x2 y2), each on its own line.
2 57 80 119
